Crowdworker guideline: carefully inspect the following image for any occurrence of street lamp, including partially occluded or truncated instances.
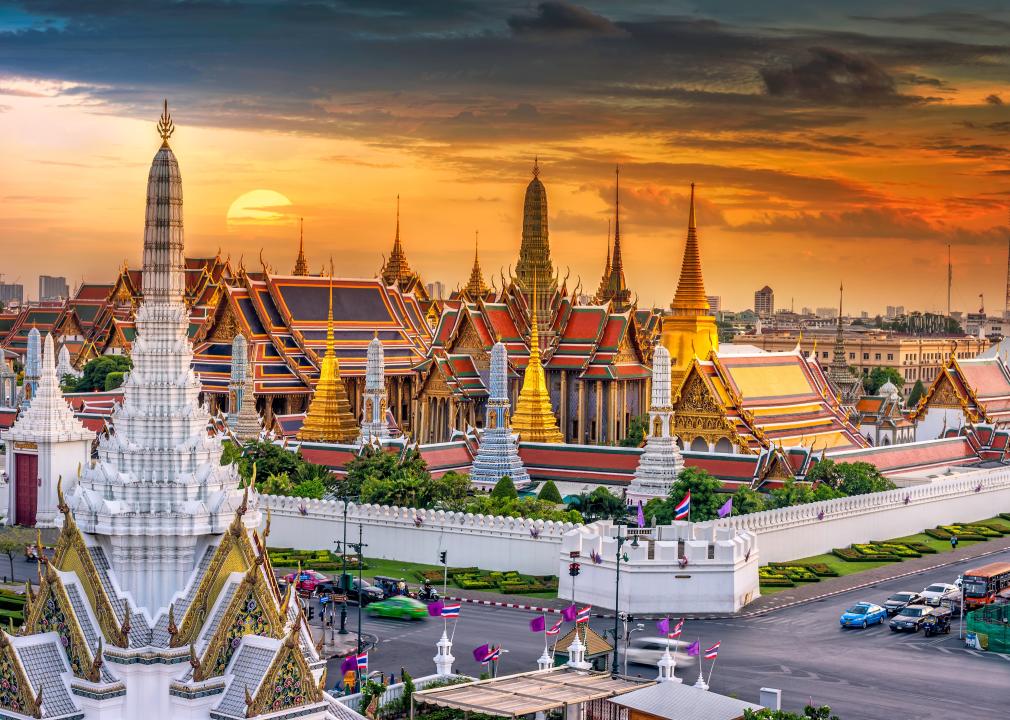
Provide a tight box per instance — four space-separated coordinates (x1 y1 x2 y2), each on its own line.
611 523 629 677
333 493 357 635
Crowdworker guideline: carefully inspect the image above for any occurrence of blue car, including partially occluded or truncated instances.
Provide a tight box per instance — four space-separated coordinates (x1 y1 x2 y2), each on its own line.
839 602 886 628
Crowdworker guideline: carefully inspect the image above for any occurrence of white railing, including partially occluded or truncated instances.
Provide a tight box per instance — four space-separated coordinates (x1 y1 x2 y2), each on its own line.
336 674 472 715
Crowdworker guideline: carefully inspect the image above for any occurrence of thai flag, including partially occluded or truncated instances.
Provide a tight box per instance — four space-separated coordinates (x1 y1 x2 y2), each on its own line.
674 491 691 521
704 642 720 660
441 603 461 619
668 619 684 639
576 606 591 624
546 619 563 636
356 652 368 670
484 646 501 662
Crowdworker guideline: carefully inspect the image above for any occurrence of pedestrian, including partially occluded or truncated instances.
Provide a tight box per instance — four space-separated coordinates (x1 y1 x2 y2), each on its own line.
389 672 395 686
950 534 959 550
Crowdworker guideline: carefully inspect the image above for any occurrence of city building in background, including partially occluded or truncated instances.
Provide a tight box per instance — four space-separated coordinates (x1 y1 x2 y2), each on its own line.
0 282 24 305
706 295 721 314
38 274 69 300
754 285 774 318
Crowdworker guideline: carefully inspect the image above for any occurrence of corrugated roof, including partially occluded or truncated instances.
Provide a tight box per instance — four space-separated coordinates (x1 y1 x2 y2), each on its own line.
609 681 763 720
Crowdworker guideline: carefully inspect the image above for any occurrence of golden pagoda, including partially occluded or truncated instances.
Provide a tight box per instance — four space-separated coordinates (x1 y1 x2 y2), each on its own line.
463 231 489 300
511 279 563 443
661 183 718 389
293 217 309 276
298 276 358 443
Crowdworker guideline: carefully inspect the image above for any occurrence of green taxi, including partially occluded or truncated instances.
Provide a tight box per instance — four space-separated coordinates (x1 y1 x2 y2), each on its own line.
366 596 429 620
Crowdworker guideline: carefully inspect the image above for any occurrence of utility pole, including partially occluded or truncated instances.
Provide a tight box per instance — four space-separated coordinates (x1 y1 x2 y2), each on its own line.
611 524 627 677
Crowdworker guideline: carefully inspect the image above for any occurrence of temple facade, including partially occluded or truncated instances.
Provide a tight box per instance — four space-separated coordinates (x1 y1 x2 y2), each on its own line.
7 104 333 720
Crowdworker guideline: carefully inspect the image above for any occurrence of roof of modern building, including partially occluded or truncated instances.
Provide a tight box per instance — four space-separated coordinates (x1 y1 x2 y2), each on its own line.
608 680 763 720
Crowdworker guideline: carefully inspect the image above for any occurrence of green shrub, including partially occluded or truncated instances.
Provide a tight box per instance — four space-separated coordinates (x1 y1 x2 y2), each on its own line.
759 577 795 587
903 542 937 554
925 528 951 540
447 567 479 578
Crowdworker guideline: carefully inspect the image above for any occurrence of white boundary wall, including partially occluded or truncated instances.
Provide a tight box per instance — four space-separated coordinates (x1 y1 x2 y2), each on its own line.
261 495 577 575
713 466 1010 563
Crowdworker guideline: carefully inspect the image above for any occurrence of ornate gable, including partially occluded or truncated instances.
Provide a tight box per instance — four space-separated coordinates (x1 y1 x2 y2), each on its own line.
174 501 259 649
246 628 323 717
196 565 284 679
206 299 242 344
0 634 39 718
22 564 97 680
671 364 742 448
910 362 976 421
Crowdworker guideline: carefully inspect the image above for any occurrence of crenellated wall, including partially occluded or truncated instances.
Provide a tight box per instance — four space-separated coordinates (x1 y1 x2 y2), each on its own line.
712 466 1010 563
260 495 578 574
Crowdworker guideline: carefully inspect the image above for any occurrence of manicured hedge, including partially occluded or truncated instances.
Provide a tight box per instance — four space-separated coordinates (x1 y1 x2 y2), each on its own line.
832 547 900 562
769 562 838 577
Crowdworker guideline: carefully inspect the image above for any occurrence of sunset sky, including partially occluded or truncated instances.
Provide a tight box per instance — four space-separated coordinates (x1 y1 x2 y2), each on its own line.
1 1 1009 314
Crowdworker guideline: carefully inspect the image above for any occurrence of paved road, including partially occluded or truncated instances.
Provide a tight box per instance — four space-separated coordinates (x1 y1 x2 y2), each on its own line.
321 550 1010 718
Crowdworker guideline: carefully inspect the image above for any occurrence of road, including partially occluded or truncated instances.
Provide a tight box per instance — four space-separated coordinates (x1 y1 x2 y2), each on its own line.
317 549 1010 719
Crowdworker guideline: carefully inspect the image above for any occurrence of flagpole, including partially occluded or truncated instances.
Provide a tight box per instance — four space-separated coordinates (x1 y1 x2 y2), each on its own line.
707 654 718 685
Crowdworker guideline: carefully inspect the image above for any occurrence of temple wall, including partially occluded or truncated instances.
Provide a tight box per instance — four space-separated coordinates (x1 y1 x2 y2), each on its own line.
712 465 1010 563
260 495 577 575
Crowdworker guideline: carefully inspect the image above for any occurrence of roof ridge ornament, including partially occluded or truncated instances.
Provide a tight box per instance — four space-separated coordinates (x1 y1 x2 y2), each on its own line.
157 99 175 146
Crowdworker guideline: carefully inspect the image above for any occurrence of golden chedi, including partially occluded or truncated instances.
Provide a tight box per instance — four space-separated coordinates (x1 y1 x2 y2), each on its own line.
511 279 563 443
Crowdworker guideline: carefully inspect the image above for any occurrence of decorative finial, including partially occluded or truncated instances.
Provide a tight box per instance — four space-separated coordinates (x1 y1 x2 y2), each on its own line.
167 603 178 636
157 99 175 145
532 155 540 178
688 182 697 230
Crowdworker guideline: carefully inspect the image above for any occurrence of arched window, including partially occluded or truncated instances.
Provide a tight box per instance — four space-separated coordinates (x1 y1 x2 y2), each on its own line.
690 437 708 452
714 437 733 454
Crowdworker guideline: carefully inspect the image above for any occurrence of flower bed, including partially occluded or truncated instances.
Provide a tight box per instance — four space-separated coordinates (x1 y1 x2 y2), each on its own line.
759 563 838 586
437 569 558 594
267 547 367 571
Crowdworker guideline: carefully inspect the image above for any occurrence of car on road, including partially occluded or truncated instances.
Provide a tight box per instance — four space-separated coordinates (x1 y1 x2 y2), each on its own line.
366 596 429 620
889 604 934 632
283 569 330 595
883 591 924 615
315 576 385 606
623 637 688 667
839 602 887 628
920 583 959 606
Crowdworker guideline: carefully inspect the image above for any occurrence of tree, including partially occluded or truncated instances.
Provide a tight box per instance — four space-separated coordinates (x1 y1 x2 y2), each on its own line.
0 527 34 581
733 486 766 515
104 371 126 391
342 445 428 499
466 494 582 523
806 460 895 496
863 366 903 395
667 467 725 521
566 487 627 522
490 476 518 501
220 439 336 498
907 378 926 407
537 480 563 504
73 355 132 392
768 478 814 509
619 415 648 447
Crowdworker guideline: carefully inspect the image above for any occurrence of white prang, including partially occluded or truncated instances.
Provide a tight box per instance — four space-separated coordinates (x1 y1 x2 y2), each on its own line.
628 344 684 502
56 342 81 379
357 333 392 444
228 332 261 441
65 134 257 614
3 333 94 527
22 325 41 406
469 340 531 488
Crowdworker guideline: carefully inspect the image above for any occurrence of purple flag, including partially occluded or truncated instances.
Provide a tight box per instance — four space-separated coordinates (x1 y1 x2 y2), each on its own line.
685 641 700 657
529 616 546 632
717 498 733 518
637 501 645 528
427 600 444 617
340 654 357 673
472 644 490 662
656 618 669 635
561 604 578 622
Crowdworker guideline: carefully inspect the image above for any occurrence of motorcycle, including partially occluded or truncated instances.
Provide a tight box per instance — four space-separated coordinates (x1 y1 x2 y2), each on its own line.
418 583 440 602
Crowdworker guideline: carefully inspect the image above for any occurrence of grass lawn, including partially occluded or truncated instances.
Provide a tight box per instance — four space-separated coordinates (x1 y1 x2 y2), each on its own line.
885 532 982 554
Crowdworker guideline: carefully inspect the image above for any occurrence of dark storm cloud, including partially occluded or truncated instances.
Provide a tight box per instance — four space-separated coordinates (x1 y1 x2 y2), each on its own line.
760 48 926 106
985 94 1004 105
507 1 623 36
851 12 1010 35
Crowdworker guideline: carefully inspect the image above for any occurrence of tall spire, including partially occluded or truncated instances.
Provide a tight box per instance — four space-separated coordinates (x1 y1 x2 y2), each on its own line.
611 165 623 274
628 343 683 501
511 277 563 443
470 338 531 487
670 183 709 316
293 217 309 276
357 330 393 445
157 99 174 147
463 231 489 300
515 159 557 334
380 194 416 288
299 271 358 443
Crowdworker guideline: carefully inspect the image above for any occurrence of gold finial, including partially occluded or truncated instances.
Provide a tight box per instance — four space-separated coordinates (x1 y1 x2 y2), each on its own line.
167 603 178 636
688 182 697 230
532 155 540 178
157 99 175 145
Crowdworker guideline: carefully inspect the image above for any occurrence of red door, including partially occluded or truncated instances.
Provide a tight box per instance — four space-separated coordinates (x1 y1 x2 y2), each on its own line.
14 453 38 527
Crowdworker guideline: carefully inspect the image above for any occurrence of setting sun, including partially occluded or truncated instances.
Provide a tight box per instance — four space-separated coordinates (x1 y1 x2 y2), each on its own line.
226 189 293 226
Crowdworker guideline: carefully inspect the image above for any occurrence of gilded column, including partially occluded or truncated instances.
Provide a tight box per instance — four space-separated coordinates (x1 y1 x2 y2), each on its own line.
577 380 586 444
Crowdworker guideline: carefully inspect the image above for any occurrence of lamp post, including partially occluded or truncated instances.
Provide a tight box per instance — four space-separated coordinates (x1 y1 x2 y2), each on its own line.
333 494 353 635
611 523 628 677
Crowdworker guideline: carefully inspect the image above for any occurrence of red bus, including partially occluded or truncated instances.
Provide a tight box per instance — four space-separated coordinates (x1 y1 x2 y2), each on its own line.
962 562 1010 609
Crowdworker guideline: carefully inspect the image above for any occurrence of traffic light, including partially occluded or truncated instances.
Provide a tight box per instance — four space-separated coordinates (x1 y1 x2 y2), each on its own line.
568 562 581 577
439 551 447 565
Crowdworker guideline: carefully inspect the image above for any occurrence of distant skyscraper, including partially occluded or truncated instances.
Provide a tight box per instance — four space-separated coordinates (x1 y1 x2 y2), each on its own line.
754 285 774 318
38 274 69 300
426 281 446 300
0 282 24 305
706 295 721 314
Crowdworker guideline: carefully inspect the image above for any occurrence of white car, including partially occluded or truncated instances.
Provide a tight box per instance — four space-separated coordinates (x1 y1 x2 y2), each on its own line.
623 637 689 667
920 582 959 606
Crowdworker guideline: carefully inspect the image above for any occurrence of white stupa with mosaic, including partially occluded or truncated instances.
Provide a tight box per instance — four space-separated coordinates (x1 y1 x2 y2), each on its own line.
356 332 393 445
469 340 530 489
627 344 684 502
3 104 336 720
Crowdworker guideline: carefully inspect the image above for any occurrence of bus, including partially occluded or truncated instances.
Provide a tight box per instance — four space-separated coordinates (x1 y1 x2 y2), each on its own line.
961 562 1010 609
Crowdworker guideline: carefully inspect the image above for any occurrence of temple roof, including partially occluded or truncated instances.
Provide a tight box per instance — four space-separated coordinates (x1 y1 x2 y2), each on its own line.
669 184 709 317
910 353 1010 426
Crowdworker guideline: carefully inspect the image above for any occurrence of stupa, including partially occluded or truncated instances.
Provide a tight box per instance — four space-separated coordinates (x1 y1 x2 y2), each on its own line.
469 340 530 488
511 280 563 443
8 103 332 720
357 332 393 445
22 326 41 406
228 333 262 441
627 344 684 501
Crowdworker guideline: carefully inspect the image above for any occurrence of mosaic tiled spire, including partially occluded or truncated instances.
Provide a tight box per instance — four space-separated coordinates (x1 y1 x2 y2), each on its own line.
23 326 41 405
380 195 414 287
228 333 261 440
470 340 530 486
66 102 256 613
292 217 309 276
298 277 358 443
515 159 557 335
671 183 708 315
511 278 563 443
55 343 79 380
629 344 684 500
596 167 632 311
463 232 489 300
357 332 392 444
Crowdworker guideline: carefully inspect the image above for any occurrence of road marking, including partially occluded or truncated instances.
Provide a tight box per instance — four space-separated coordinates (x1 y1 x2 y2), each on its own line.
964 649 982 657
